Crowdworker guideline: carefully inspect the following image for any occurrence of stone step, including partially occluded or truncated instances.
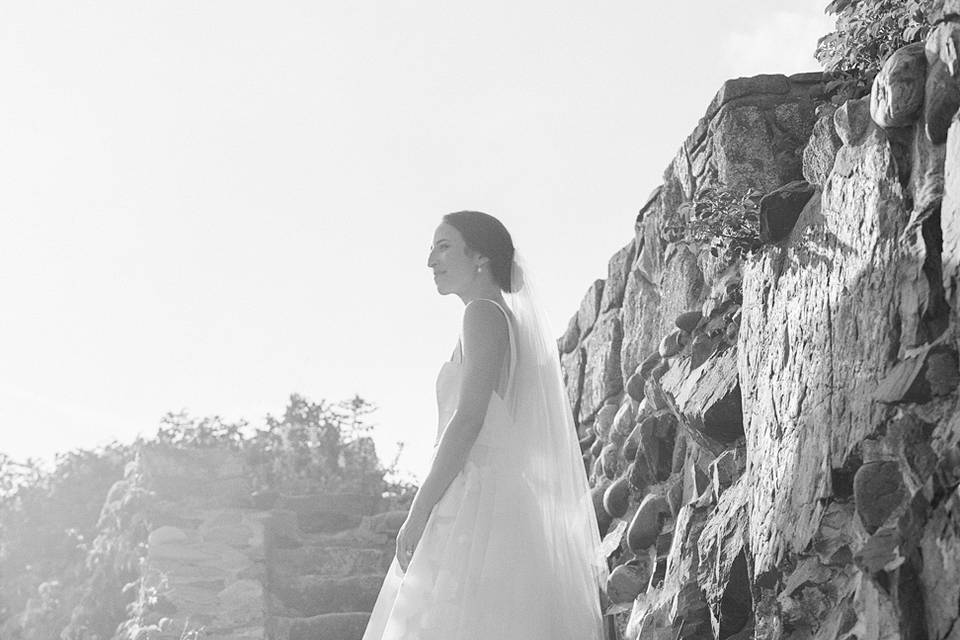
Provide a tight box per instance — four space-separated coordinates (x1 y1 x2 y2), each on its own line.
271 573 385 617
274 494 380 534
358 509 407 539
267 510 392 550
272 545 392 577
266 509 305 549
299 513 362 534
269 611 371 640
300 528 392 549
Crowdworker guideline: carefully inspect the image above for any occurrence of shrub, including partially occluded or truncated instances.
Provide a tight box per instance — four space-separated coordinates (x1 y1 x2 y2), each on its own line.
244 393 387 496
664 187 764 262
0 445 132 640
816 0 935 75
815 0 937 103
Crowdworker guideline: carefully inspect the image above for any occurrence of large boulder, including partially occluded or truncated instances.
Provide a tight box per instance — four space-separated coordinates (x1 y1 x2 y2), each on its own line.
600 240 637 312
558 313 580 355
853 460 907 534
834 96 873 146
577 279 605 337
627 493 672 552
920 488 960 640
621 266 662 382
661 347 743 445
759 180 817 243
603 475 632 518
925 51 960 144
870 42 927 128
657 246 705 349
607 558 654 605
803 106 842 186
579 310 624 422
560 348 585 421
696 478 751 640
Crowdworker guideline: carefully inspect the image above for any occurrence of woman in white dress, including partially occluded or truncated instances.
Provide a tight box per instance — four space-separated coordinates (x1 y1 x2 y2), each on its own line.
362 210 608 640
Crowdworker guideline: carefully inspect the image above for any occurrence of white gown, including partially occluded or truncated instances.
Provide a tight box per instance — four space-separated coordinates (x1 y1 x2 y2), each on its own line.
361 299 605 640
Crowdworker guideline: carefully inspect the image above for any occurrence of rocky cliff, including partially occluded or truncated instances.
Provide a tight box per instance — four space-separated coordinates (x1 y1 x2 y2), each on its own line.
564 8 960 640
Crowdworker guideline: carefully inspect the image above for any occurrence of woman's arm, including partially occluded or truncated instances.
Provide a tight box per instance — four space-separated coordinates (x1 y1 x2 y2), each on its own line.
407 299 509 523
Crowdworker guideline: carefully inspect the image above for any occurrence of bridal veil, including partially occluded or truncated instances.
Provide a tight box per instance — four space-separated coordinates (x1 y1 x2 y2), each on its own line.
501 248 608 623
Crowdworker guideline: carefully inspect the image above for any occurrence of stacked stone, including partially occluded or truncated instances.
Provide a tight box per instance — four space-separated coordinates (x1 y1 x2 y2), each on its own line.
98 443 405 640
598 307 748 639
114 445 270 640
561 73 828 639
566 20 960 639
747 8 960 638
739 9 960 637
264 495 402 640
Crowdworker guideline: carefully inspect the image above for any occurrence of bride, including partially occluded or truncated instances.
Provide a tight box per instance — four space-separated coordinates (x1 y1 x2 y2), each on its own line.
362 210 608 640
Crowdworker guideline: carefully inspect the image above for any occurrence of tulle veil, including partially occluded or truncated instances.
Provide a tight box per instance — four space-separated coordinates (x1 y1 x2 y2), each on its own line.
500 248 609 621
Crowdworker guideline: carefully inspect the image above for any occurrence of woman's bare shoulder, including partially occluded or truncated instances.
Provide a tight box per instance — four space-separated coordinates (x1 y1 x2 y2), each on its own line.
461 300 509 353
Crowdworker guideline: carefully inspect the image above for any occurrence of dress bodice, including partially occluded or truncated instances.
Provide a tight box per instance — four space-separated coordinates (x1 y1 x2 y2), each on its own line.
434 299 517 449
435 361 462 444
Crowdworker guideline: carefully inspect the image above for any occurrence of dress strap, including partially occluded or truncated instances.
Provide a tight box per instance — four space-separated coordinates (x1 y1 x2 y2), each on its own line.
458 298 517 395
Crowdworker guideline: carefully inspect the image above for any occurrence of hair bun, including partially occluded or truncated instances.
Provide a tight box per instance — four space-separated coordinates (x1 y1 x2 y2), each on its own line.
442 211 515 293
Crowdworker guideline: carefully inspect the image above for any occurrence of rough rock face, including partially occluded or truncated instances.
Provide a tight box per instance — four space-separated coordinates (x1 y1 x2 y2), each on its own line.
741 118 918 576
563 41 960 638
608 73 824 398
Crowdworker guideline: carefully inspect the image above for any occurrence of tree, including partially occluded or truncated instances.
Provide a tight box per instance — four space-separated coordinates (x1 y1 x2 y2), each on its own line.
816 0 935 79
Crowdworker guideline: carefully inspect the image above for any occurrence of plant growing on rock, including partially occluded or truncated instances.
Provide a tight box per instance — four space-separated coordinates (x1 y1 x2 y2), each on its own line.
664 187 763 262
816 0 936 100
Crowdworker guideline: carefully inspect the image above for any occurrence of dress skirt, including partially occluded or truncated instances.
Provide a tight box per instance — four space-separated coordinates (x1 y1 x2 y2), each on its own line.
361 391 605 640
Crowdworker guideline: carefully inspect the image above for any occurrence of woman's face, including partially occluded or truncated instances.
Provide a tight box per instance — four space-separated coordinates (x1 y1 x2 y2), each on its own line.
428 223 481 295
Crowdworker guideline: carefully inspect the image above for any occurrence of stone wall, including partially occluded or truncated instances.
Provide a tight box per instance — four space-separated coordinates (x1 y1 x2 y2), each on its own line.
101 444 401 640
563 15 960 638
560 72 825 429
110 445 270 640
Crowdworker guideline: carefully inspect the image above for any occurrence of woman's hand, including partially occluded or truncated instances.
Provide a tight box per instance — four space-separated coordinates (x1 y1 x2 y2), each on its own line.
395 510 428 572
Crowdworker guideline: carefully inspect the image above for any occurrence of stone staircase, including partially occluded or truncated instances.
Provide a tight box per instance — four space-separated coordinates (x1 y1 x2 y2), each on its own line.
264 493 407 640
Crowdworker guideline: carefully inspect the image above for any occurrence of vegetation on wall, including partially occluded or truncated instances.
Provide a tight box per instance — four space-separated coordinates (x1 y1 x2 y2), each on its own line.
664 187 764 262
816 0 934 75
816 0 937 98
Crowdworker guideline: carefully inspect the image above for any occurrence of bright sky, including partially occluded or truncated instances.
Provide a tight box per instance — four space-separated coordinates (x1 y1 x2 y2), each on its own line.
1 1 833 483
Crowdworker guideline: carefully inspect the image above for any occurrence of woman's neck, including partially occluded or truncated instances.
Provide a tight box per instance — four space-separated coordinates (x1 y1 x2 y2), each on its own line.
458 285 503 306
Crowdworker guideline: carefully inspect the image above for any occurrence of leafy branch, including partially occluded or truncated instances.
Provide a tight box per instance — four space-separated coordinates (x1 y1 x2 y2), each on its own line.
664 187 764 262
816 0 935 79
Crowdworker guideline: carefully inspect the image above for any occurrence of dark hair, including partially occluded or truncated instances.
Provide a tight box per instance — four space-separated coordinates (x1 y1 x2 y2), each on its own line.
442 210 515 292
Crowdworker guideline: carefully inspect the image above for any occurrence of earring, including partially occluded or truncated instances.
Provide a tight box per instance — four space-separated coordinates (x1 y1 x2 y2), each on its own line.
476 266 482 273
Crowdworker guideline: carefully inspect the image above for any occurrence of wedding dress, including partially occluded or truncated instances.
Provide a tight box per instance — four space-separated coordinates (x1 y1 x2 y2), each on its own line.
362 255 607 640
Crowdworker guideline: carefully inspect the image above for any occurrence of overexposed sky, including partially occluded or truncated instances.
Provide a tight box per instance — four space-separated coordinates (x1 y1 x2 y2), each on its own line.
1 1 833 482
